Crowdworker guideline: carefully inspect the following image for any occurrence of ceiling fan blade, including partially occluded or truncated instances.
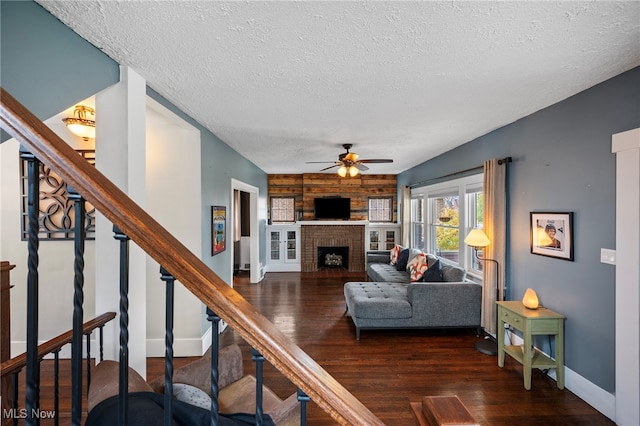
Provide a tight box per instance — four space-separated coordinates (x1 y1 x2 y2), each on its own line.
319 164 340 171
359 159 393 163
306 161 339 164
355 163 369 171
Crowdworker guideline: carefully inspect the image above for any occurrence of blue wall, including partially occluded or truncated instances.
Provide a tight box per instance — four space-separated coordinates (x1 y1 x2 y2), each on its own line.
399 66 640 393
1 0 268 281
0 0 119 131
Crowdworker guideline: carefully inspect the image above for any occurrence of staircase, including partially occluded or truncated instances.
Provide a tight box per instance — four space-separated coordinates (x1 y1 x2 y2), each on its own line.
0 87 385 426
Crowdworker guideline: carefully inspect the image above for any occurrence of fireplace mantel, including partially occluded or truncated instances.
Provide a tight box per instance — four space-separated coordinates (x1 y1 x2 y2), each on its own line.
298 220 368 226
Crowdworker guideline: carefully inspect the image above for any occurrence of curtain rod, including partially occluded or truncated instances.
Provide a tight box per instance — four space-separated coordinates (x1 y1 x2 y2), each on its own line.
408 156 512 189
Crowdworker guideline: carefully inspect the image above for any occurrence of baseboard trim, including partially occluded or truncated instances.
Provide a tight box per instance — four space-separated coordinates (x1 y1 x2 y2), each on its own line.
508 332 615 421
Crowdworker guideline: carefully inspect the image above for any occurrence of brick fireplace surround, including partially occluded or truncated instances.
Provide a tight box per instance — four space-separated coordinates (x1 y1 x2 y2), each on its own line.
300 224 365 272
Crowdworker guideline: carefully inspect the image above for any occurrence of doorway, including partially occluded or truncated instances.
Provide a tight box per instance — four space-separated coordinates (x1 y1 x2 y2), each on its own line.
233 189 251 275
230 179 260 284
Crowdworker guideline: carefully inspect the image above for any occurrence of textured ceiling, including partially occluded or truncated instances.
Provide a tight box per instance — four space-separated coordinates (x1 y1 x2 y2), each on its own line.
37 1 640 174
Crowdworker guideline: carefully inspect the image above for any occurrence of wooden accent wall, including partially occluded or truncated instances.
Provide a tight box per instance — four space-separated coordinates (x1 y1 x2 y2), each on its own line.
268 174 397 222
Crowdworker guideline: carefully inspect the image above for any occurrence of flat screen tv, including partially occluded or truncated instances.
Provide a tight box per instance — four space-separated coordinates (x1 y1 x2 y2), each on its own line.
314 197 350 220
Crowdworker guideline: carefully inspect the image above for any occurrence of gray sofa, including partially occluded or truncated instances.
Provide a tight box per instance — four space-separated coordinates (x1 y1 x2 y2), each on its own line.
344 249 482 339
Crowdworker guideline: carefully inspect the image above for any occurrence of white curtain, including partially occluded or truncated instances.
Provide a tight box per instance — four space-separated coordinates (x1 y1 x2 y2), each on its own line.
482 159 506 334
400 185 411 247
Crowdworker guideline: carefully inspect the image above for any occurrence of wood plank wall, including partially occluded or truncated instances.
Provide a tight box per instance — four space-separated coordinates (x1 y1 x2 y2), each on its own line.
268 174 397 222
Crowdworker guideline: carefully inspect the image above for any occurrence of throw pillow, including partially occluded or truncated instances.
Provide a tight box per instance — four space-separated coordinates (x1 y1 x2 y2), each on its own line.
407 253 428 282
389 244 403 265
421 259 444 282
172 383 211 410
395 248 410 271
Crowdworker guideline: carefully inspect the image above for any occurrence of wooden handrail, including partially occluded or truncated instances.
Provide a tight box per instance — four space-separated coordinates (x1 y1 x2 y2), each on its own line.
0 312 116 377
0 87 384 425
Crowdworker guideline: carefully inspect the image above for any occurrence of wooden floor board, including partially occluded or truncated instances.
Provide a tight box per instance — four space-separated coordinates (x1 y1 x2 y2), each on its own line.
14 270 613 425
218 271 614 425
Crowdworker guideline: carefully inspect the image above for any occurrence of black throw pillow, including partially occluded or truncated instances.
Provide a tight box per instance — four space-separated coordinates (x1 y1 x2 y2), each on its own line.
422 259 444 282
395 249 410 271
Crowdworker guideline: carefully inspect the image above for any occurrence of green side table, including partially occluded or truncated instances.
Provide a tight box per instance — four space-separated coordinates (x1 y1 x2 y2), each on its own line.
497 301 565 390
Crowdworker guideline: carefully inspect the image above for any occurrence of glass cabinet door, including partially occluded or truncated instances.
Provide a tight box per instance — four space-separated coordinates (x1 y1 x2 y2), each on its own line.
385 230 396 250
269 231 281 261
369 230 380 250
286 230 297 261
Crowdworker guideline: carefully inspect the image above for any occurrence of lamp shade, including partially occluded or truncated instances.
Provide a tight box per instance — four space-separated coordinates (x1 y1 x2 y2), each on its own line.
464 228 490 248
337 166 347 177
522 288 539 309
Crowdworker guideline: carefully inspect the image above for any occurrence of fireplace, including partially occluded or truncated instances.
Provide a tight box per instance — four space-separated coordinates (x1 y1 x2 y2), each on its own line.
317 246 349 269
300 224 365 272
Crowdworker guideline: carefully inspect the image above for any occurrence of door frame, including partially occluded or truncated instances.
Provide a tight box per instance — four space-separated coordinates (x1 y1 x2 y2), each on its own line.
230 179 260 283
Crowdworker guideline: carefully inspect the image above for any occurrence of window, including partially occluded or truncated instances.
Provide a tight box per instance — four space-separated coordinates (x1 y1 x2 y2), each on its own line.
410 197 424 249
270 197 295 222
410 174 483 277
430 193 460 262
368 197 393 222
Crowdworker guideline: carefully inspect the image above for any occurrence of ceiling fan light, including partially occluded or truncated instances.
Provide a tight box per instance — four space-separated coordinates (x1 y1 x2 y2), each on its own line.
337 166 347 177
349 166 359 177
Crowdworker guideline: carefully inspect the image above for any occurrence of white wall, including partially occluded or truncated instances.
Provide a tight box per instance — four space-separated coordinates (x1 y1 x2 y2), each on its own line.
144 98 204 357
1 103 97 358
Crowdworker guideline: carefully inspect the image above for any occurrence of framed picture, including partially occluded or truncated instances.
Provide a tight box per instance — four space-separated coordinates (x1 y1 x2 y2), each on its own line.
211 206 226 255
530 212 574 261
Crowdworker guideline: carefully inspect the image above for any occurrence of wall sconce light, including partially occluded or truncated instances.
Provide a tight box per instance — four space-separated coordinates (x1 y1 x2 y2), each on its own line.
62 105 95 140
522 288 539 309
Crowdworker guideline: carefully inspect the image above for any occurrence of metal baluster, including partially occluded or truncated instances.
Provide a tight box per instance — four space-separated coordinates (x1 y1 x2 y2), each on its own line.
21 148 40 426
85 332 92 393
297 389 310 426
113 225 130 426
68 186 85 426
160 267 175 426
99 325 105 361
53 349 60 426
206 308 220 426
251 348 265 426
12 371 20 426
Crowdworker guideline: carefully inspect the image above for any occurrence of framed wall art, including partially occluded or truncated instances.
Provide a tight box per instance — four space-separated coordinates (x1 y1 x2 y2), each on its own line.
530 212 574 261
211 206 226 256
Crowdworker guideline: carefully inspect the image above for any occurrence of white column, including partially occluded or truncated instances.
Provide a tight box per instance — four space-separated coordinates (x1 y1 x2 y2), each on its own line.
612 128 640 426
95 66 148 377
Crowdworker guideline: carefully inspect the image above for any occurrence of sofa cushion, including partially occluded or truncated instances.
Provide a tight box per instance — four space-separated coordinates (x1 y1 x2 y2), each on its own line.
441 262 467 282
389 244 403 265
407 253 428 281
395 248 410 271
368 263 411 282
421 259 444 282
344 282 411 319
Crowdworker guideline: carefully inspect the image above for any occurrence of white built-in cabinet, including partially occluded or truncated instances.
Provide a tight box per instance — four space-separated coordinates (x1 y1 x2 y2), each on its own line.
365 224 400 251
266 224 301 272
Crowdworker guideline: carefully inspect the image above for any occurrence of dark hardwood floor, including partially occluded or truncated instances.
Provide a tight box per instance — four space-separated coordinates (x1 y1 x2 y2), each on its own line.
217 270 614 425
14 270 613 425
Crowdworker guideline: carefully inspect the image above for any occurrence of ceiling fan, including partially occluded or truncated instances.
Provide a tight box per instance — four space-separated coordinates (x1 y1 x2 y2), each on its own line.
307 144 393 177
